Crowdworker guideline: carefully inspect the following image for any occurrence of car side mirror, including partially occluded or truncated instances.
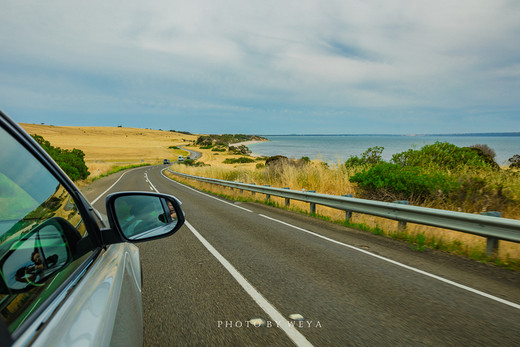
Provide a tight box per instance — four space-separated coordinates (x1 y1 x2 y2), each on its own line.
0 218 75 294
104 192 185 244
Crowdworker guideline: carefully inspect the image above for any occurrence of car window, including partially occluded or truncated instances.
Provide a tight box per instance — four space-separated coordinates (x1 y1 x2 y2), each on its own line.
0 126 95 333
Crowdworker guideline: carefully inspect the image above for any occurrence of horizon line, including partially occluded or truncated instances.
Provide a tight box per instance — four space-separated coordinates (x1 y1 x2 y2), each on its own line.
258 132 520 137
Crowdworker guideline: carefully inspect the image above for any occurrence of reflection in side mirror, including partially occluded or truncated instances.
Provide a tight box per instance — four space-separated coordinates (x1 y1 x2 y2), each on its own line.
107 192 184 242
0 218 72 293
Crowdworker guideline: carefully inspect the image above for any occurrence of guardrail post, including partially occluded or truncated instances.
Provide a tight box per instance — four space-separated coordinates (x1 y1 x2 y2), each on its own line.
481 211 502 256
283 187 290 206
308 190 316 214
250 183 256 196
342 194 353 221
394 201 409 231
264 185 271 201
238 182 243 193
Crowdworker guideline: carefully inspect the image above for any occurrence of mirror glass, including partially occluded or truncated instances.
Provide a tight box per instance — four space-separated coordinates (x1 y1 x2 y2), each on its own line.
1 222 70 292
113 195 179 240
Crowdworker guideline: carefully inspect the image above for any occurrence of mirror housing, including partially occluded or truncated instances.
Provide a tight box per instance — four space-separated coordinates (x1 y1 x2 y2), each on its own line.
104 191 185 244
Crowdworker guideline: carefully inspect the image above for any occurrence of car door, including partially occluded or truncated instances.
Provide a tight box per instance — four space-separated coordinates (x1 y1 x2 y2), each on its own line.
0 114 142 346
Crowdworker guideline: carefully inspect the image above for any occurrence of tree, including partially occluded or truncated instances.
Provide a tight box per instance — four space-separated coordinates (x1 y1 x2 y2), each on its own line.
508 154 520 169
32 134 90 181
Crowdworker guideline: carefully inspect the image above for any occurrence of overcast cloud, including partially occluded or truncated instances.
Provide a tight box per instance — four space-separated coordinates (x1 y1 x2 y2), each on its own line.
1 0 519 134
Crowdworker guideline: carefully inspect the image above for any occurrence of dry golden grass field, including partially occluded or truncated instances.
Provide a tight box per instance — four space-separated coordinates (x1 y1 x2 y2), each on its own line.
20 123 198 179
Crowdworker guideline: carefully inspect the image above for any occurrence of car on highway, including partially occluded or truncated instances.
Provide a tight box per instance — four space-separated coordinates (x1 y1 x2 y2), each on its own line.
163 159 170 164
0 110 185 346
178 155 184 162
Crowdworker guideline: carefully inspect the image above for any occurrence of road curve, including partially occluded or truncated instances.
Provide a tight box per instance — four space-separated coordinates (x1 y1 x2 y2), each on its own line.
82 165 520 346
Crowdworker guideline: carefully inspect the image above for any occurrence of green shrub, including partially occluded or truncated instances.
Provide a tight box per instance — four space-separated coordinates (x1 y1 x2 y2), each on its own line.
223 157 256 164
32 134 90 181
349 162 457 201
508 154 520 169
181 159 208 167
391 141 491 170
345 146 384 167
229 145 251 155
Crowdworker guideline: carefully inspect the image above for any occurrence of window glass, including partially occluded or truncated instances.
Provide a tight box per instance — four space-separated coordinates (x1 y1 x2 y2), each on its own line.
0 126 94 333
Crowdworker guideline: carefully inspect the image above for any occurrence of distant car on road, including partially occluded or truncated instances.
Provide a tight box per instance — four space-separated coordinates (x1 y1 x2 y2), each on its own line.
178 155 184 162
163 159 170 164
0 109 185 346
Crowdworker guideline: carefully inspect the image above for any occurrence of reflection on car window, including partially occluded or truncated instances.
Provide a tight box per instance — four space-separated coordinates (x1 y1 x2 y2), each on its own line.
0 126 94 333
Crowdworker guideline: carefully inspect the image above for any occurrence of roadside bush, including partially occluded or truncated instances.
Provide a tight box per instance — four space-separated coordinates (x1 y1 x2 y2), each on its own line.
469 144 496 160
223 157 255 164
265 155 290 167
229 145 251 155
391 141 490 171
349 162 457 202
345 146 384 167
468 144 499 169
32 134 90 181
508 154 520 169
180 159 208 167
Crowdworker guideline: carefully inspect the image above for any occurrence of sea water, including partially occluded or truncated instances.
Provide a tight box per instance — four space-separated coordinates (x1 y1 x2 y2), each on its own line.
248 135 520 166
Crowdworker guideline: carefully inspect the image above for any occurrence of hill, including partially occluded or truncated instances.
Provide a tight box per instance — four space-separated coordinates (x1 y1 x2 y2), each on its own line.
20 123 199 178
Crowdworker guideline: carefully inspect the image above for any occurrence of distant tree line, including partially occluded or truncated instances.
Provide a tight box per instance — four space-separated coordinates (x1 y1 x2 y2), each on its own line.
196 134 267 147
32 134 90 181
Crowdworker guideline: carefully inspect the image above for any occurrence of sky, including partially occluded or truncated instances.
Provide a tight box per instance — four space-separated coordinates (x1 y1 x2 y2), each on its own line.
1 0 520 135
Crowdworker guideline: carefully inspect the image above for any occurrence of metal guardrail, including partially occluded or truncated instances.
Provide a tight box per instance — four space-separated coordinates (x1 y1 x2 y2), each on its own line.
168 169 520 255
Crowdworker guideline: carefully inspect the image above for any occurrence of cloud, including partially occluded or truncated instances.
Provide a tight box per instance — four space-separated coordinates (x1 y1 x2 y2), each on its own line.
1 0 520 133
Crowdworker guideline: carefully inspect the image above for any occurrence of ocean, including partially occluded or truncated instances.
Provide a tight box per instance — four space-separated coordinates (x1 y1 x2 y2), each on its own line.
248 135 520 166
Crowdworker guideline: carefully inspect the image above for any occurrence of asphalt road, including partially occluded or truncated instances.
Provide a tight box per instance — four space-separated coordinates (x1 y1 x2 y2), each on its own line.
181 147 201 160
81 165 520 346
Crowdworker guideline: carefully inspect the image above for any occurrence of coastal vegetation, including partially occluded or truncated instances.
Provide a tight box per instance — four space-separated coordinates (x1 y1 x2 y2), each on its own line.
170 141 520 266
195 134 268 147
19 124 520 266
32 134 90 181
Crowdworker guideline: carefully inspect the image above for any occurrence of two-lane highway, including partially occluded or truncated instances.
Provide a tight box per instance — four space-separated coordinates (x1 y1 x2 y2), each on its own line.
82 165 520 346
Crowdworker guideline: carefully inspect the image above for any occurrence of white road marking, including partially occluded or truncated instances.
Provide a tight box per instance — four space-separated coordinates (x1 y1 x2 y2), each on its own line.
149 169 312 345
258 214 520 310
159 169 253 212
91 170 129 206
154 167 520 311
145 172 159 192
185 221 313 347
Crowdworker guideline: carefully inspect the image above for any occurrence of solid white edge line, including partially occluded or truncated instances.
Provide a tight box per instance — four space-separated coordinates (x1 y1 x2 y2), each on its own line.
159 169 253 212
91 170 129 206
258 214 520 310
184 221 313 347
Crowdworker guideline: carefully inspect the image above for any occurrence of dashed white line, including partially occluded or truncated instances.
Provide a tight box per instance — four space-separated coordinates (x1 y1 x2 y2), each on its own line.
159 169 253 213
258 214 520 310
